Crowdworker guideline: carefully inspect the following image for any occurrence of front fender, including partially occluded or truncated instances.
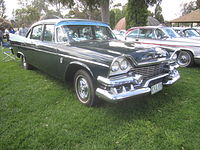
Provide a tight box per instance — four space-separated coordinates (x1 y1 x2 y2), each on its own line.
64 61 95 83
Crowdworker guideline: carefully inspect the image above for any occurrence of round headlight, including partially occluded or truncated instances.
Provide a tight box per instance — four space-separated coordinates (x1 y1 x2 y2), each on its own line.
111 61 120 72
120 59 128 70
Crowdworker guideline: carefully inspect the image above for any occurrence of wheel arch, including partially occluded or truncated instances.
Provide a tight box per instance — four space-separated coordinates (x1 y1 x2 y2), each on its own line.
16 51 24 58
64 61 95 83
177 48 195 56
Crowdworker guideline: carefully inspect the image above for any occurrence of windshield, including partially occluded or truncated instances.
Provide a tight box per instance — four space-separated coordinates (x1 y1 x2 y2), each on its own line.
162 28 181 38
58 25 116 42
184 29 200 37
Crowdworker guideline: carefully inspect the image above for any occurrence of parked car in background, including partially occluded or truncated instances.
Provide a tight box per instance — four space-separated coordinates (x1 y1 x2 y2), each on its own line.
173 27 200 40
125 26 200 67
112 30 126 41
10 19 180 107
194 27 200 34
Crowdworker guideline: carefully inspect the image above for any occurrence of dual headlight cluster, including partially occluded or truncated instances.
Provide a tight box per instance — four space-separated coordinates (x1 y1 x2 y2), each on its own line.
110 57 132 76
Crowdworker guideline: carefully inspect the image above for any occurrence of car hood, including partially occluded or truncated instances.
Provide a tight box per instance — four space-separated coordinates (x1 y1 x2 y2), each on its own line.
70 40 170 65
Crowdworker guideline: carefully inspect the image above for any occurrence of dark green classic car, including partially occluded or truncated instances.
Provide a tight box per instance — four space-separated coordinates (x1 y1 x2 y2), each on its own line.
10 19 180 106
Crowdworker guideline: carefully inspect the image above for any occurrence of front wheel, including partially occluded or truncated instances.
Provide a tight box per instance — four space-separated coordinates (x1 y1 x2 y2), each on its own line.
74 69 99 107
177 51 194 67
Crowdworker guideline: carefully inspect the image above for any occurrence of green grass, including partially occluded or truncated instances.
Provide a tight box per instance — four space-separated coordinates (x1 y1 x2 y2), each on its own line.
0 52 200 150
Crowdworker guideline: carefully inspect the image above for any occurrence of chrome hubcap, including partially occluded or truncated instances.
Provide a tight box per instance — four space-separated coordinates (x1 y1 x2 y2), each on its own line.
177 52 191 67
76 76 90 103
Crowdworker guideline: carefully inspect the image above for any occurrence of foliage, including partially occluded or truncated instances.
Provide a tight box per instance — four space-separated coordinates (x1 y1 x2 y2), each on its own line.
181 0 200 16
0 18 12 29
15 0 63 27
49 0 110 23
0 0 6 18
145 0 162 6
15 6 40 27
110 6 126 29
0 52 200 149
126 0 162 28
154 4 164 23
48 0 75 9
197 0 200 9
65 6 101 21
181 1 197 16
126 0 148 29
64 0 101 20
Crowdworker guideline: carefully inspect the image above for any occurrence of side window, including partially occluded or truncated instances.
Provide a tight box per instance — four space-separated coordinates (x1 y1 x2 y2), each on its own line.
127 29 139 38
139 29 155 39
57 27 68 42
155 29 165 39
43 24 54 42
30 25 43 40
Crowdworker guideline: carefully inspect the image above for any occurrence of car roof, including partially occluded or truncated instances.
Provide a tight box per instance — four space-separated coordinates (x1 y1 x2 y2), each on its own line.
31 19 109 27
129 26 171 30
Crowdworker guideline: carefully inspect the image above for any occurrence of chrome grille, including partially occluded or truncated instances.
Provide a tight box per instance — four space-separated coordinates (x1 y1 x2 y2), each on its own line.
132 64 165 79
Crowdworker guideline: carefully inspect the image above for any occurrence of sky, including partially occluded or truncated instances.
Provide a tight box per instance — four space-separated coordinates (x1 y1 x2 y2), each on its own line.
5 0 195 21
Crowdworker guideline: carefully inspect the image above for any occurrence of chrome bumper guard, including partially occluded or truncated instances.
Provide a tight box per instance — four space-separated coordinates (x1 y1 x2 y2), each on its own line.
96 69 180 103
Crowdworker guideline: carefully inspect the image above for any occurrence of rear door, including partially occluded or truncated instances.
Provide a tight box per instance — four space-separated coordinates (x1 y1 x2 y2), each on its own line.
35 24 60 78
136 28 158 48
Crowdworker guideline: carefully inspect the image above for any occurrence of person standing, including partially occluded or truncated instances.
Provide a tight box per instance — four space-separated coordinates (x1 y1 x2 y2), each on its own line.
9 27 15 34
19 24 28 36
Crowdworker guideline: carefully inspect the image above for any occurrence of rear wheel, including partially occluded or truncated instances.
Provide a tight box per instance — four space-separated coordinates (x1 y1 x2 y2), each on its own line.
21 55 32 70
177 51 194 67
74 69 100 107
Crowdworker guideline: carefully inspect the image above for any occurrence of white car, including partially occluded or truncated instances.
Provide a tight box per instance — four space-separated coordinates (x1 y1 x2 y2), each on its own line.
173 27 200 40
125 26 200 67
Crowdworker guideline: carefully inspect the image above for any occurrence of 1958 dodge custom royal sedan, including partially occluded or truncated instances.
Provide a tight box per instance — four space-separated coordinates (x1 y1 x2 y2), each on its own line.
10 19 180 106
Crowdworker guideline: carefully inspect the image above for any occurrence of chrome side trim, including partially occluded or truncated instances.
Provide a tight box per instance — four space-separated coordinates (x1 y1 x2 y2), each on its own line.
59 54 109 68
17 45 109 68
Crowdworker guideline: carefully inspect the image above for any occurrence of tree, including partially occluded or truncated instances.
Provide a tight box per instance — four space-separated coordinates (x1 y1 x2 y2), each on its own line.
181 1 196 15
0 0 6 18
65 2 101 21
126 0 162 29
48 0 111 23
126 0 148 29
197 0 200 9
100 0 110 23
18 0 63 17
15 6 40 26
154 3 164 23
110 5 127 29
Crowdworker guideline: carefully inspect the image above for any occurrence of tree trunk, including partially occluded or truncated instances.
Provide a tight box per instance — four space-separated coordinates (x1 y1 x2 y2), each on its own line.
100 0 110 24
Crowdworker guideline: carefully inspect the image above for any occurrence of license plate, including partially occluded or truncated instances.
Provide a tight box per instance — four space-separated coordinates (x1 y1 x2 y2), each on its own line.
151 82 163 95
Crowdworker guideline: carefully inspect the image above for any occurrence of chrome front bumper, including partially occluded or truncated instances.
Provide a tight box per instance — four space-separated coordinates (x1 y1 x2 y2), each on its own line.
96 69 180 103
